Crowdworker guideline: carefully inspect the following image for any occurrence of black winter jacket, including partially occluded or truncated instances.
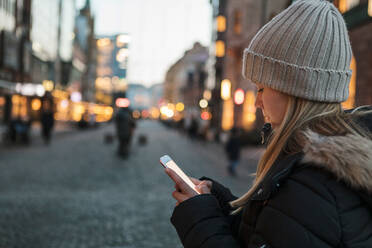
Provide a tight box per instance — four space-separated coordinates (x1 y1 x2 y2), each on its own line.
171 113 372 248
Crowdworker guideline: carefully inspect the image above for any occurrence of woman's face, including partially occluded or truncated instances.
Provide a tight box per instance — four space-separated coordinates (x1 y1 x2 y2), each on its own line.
255 84 289 129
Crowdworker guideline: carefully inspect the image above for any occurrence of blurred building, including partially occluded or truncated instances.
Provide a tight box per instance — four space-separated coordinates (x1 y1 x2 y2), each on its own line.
164 42 209 120
148 83 163 108
0 0 33 125
95 34 130 105
333 0 372 107
126 84 150 111
72 0 96 102
208 0 372 135
209 0 291 133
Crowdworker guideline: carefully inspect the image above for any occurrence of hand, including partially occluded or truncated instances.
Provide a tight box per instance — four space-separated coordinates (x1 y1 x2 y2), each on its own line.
165 168 212 206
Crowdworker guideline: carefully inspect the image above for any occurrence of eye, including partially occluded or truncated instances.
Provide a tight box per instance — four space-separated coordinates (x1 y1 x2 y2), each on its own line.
257 88 264 93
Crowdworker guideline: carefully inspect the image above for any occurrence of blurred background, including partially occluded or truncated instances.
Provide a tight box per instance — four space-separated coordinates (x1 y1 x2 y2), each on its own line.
0 0 371 247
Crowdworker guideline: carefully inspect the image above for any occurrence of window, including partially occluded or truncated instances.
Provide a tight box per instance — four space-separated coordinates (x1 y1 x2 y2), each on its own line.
216 15 226 32
233 10 242 35
334 0 360 13
215 40 225 57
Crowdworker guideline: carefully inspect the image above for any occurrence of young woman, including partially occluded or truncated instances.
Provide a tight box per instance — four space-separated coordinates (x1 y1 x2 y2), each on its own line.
166 0 372 247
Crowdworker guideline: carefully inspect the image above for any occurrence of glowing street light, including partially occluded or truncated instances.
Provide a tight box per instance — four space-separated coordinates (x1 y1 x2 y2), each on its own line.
216 40 225 57
31 99 41 111
234 88 245 105
42 80 54 91
221 79 231 100
201 111 212 120
199 99 208 108
176 102 184 112
216 15 226 32
115 98 130 108
97 38 111 47
203 90 212 101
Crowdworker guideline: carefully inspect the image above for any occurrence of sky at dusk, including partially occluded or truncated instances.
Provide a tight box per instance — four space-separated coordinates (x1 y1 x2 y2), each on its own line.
76 0 212 87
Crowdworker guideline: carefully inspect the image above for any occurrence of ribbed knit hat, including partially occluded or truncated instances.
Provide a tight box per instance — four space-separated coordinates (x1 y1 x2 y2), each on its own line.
242 0 353 103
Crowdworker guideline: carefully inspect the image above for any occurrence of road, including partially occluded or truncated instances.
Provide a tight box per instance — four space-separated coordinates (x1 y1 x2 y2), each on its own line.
0 120 263 248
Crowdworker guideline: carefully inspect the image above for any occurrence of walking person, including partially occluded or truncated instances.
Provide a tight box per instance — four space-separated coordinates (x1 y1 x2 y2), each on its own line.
41 101 54 145
225 127 241 176
165 1 372 247
115 107 135 158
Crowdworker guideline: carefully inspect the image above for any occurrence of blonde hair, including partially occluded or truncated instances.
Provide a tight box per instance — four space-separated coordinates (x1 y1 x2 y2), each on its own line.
230 97 372 214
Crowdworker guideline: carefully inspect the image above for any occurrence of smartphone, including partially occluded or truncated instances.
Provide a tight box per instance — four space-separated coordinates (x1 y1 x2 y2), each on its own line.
160 155 200 194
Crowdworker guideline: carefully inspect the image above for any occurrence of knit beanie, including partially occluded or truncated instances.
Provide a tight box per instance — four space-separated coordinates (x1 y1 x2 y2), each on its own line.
242 0 353 103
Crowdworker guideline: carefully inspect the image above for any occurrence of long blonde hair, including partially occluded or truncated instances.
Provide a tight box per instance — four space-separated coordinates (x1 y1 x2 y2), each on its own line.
230 97 372 213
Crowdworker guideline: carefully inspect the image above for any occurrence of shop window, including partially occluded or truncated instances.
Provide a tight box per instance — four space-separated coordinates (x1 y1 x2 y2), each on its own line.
11 95 28 119
342 56 356 110
233 10 242 35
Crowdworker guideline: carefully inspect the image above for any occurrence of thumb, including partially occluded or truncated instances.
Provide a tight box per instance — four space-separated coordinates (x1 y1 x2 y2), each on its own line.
196 181 211 194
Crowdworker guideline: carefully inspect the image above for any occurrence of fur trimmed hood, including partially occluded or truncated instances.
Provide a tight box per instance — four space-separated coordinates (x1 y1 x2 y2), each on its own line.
302 130 372 194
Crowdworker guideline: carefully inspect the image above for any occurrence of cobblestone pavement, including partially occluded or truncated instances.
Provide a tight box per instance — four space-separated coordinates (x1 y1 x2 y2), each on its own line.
0 120 263 248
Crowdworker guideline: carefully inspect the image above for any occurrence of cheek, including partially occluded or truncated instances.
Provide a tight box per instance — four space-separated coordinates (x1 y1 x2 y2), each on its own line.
262 93 288 124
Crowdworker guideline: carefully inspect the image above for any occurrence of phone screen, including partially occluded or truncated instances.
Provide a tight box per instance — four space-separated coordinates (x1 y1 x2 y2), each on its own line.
160 155 200 194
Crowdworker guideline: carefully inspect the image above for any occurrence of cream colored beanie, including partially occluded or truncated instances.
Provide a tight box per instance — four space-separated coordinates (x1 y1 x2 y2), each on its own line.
242 0 353 102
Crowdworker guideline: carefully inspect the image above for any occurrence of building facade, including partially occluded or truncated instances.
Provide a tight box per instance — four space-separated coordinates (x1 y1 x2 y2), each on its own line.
73 0 96 102
0 0 32 125
164 42 209 121
95 34 130 105
209 0 291 133
335 0 372 107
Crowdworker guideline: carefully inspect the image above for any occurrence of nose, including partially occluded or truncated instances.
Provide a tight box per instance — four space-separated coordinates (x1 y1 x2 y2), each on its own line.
255 93 263 109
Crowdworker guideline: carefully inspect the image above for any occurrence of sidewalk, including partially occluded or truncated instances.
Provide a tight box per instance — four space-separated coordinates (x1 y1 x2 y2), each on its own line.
0 121 78 147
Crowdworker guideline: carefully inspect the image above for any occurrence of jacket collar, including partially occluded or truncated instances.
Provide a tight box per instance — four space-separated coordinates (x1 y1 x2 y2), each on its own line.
251 107 372 202
250 132 372 203
302 130 372 194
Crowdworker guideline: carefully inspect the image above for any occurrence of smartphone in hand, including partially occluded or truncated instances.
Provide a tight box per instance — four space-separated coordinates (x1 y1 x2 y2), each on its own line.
160 155 200 194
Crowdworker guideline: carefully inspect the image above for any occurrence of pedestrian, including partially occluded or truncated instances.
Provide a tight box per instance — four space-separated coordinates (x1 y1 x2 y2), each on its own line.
115 107 135 158
165 1 372 247
225 127 241 176
41 101 54 145
188 116 199 139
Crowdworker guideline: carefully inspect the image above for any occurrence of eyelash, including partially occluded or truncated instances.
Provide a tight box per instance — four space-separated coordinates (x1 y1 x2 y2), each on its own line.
258 88 264 93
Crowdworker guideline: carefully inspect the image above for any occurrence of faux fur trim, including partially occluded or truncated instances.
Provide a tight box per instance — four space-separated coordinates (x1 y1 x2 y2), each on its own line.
302 130 372 193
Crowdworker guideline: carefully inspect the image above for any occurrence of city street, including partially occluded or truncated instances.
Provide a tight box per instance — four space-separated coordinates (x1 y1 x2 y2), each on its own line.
0 120 263 248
